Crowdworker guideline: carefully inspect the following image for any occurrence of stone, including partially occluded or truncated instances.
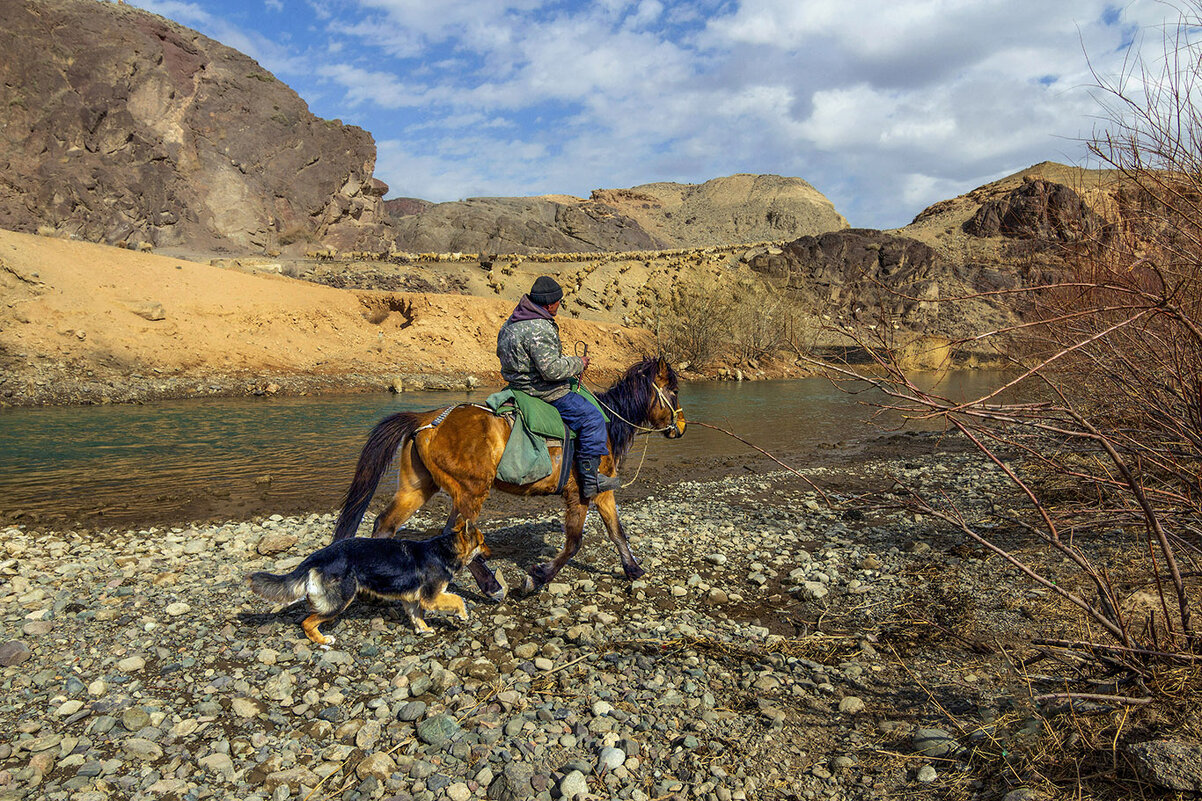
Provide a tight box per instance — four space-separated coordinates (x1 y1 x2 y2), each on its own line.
116 655 145 672
356 752 397 781
23 621 53 636
1002 790 1041 801
916 764 937 783
356 720 382 750
264 767 320 792
0 640 32 666
559 770 589 800
912 728 960 758
838 696 865 715
801 581 828 600
598 746 626 771
23 735 62 753
257 533 298 555
164 602 191 616
408 674 433 696
122 738 163 761
122 707 151 732
128 302 167 322
1128 740 1202 792
417 714 460 746
263 671 295 702
231 697 264 718
198 753 236 781
397 701 426 722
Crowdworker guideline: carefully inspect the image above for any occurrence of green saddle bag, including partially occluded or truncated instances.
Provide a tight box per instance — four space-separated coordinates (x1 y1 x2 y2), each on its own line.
484 383 608 484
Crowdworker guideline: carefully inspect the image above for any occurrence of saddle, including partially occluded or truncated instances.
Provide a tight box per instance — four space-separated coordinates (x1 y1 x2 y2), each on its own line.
485 383 608 486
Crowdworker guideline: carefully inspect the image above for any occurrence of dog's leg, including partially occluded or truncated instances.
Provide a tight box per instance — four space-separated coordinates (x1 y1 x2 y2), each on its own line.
301 574 356 647
424 590 468 621
401 599 434 635
302 613 335 646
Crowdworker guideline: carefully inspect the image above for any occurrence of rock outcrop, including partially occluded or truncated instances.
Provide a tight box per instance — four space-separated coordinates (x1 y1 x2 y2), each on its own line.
389 174 848 254
0 0 393 252
962 177 1105 242
750 229 942 319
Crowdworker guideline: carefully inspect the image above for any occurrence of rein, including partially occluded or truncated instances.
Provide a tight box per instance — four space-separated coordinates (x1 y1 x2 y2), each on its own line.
584 378 682 436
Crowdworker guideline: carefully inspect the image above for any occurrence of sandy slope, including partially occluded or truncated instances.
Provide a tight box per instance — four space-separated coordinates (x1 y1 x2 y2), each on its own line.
0 229 652 405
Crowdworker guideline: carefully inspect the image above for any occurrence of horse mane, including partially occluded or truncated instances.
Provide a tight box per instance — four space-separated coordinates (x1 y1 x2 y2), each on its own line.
598 357 678 464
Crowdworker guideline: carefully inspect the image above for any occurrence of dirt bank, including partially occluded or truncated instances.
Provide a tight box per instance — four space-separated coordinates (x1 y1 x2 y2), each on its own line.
0 230 653 407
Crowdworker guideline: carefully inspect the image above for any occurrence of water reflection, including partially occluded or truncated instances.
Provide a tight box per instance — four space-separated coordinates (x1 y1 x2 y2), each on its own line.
0 372 1010 529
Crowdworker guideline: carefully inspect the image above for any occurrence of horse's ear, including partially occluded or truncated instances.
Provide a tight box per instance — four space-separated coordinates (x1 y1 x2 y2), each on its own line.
655 355 669 376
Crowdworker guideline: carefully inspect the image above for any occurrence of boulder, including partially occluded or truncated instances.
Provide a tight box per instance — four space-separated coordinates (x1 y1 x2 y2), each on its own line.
1128 740 1202 792
963 178 1105 242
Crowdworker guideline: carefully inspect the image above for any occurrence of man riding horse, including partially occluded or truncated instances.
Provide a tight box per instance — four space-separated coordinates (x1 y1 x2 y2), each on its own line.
497 276 621 499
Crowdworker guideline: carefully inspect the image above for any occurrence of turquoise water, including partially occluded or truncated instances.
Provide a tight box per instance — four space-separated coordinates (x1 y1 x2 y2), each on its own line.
0 373 1006 529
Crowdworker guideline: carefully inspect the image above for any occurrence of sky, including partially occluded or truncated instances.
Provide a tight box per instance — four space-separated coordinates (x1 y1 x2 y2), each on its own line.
124 0 1184 229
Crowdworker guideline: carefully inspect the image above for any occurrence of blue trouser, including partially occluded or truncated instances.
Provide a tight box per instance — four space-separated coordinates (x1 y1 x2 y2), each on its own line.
550 392 609 459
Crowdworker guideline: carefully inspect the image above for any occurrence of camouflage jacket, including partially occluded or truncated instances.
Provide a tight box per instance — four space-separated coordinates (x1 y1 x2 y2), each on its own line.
496 297 584 401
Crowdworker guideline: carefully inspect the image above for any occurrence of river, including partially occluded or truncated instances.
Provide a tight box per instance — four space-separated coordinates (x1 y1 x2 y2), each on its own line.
0 373 1005 530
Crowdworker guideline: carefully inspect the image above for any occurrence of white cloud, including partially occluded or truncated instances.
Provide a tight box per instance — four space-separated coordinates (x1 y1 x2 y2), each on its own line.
129 0 1198 227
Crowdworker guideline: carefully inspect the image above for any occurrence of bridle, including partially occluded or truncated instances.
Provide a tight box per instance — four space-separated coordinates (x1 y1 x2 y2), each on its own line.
589 378 683 436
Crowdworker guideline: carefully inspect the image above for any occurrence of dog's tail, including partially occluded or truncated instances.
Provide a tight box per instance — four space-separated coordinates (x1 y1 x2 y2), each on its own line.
247 569 307 604
332 412 421 541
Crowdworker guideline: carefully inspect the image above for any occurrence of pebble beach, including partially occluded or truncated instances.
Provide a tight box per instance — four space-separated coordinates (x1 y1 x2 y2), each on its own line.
0 441 1030 801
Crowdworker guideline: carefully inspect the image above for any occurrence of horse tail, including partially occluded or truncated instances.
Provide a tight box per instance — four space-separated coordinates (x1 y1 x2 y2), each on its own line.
332 412 421 541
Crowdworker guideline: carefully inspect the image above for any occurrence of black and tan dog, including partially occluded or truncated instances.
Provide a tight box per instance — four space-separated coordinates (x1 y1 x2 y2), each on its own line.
247 520 488 644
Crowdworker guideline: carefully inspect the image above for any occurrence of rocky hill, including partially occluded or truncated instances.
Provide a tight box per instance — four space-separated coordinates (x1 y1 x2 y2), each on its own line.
0 0 393 253
897 161 1124 259
389 174 848 254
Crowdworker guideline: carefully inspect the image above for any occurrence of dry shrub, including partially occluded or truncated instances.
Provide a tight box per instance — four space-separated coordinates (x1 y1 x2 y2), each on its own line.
804 5 1202 794
653 286 736 366
654 277 809 366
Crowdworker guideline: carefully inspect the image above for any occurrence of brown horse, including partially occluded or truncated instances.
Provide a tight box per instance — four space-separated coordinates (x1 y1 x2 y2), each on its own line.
331 357 686 596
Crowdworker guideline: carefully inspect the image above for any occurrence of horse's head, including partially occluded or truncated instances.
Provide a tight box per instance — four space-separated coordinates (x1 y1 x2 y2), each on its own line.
650 356 686 439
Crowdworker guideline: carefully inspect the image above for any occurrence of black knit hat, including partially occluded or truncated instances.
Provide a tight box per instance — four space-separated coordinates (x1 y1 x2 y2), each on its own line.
528 275 564 306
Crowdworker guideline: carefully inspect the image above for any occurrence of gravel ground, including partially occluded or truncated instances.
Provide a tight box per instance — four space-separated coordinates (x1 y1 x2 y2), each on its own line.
0 442 1053 801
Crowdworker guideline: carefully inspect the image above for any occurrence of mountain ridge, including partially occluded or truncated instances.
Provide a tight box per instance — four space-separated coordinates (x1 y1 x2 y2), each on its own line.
387 173 848 254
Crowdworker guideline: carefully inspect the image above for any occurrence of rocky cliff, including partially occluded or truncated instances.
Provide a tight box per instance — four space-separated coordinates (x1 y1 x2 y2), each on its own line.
389 174 848 254
0 0 393 253
741 165 1123 341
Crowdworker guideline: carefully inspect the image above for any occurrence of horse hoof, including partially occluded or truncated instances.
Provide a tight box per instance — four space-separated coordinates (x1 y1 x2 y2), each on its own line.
520 575 538 596
624 564 646 581
485 572 508 602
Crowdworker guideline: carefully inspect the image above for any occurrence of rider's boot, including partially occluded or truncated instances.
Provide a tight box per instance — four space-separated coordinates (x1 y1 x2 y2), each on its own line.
578 455 621 499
